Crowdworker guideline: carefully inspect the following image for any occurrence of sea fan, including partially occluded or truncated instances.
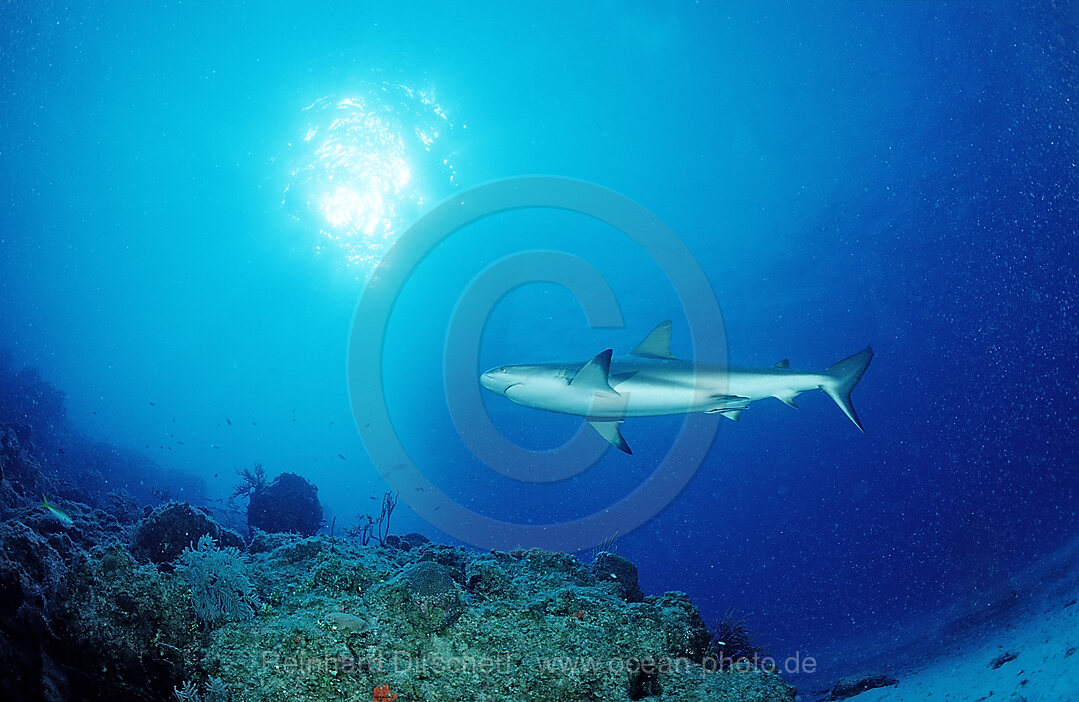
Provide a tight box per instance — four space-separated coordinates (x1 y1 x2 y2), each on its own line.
175 535 258 623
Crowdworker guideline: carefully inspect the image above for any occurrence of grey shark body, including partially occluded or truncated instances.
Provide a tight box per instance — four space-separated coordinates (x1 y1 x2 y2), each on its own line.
480 321 873 454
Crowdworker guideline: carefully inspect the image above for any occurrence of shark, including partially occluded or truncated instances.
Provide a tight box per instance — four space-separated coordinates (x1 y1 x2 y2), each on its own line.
479 321 874 454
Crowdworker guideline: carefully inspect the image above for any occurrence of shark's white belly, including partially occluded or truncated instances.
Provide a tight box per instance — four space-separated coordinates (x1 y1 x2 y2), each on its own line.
503 361 828 419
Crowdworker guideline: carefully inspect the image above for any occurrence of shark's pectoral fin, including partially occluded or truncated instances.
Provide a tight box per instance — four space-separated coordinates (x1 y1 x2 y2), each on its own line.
705 395 750 421
773 359 790 369
631 321 677 359
572 349 618 394
587 419 632 454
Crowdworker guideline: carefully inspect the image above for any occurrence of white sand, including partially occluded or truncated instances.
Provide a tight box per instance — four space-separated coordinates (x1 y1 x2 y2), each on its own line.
797 535 1079 701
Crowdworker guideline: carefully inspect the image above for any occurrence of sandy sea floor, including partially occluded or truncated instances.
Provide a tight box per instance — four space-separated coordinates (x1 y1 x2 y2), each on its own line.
797 535 1079 702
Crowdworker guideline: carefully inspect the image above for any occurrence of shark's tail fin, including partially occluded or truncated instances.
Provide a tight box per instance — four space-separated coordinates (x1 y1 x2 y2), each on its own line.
821 346 874 432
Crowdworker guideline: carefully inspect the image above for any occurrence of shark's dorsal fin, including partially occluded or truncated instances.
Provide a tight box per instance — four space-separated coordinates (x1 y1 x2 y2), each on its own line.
587 419 632 454
631 321 676 359
572 349 617 393
773 359 790 369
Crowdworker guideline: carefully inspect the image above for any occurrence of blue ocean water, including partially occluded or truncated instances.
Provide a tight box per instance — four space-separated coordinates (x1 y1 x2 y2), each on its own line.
1 0 1075 688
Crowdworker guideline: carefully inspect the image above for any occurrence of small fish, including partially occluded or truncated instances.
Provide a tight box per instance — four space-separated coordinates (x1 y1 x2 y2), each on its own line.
40 496 74 526
177 440 184 445
338 454 346 461
226 419 232 426
149 401 155 406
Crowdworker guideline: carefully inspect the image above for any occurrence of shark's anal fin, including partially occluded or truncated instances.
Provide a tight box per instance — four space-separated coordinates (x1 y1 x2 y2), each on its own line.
631 321 677 359
716 408 743 421
572 349 618 394
587 419 632 454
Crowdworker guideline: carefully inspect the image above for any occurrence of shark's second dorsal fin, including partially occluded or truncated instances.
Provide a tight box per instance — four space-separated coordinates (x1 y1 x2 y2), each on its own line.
773 359 790 369
631 320 676 359
572 349 617 393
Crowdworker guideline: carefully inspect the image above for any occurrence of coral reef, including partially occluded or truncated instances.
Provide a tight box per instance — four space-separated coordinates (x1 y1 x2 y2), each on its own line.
244 471 323 537
0 414 796 701
54 543 203 700
189 539 795 702
592 551 646 603
131 501 244 566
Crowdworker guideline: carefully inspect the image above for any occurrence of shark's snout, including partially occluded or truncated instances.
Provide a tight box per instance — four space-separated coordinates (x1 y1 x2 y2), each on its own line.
480 367 516 394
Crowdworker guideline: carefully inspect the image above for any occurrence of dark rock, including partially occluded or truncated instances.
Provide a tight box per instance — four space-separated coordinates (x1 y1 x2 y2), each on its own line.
592 552 645 602
369 560 464 634
648 591 712 661
131 501 244 565
988 651 1018 669
827 672 899 699
0 423 46 506
465 556 518 600
55 543 200 700
103 489 142 525
267 535 330 564
247 472 322 536
0 519 70 702
248 527 303 554
414 543 468 581
401 532 430 547
513 548 592 586
627 657 663 700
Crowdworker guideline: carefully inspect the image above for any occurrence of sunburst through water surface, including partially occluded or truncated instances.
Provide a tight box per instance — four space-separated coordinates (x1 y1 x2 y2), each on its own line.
284 84 459 270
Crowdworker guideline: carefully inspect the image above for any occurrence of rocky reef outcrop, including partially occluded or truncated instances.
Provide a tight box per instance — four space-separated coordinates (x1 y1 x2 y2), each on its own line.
131 501 244 566
0 420 796 701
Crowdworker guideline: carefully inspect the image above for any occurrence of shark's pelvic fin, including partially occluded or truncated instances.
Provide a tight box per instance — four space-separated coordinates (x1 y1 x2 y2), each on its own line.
572 349 618 394
775 391 799 408
631 320 677 359
773 359 790 368
820 346 874 431
587 419 632 454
